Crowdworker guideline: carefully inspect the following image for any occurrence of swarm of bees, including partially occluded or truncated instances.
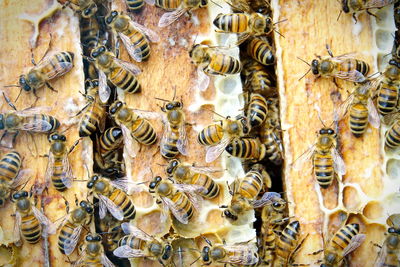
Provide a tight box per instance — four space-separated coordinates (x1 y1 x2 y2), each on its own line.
0 0 398 266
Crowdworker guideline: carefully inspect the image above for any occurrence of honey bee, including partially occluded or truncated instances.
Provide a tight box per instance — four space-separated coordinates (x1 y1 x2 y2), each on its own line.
242 60 274 95
199 237 259 266
225 137 267 161
189 41 242 92
73 234 115 267
274 220 304 267
222 165 275 221
97 213 123 252
383 112 400 149
165 159 221 199
197 114 249 163
105 10 159 62
159 99 188 159
157 0 208 27
318 223 365 267
87 175 136 221
377 59 400 116
374 214 400 267
246 37 275 66
259 107 284 165
90 45 141 103
335 80 380 137
113 222 174 266
77 79 106 138
340 0 394 21
66 0 98 18
58 200 94 255
109 100 158 158
80 16 100 51
12 190 54 244
0 92 60 148
293 127 346 189
301 45 370 83
149 176 203 224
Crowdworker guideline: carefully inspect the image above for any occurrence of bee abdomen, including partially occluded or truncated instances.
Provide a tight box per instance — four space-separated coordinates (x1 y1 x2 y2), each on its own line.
247 38 275 66
197 124 224 146
213 13 248 33
0 151 21 182
128 31 150 60
349 103 368 137
239 171 263 199
172 192 194 222
209 54 241 75
385 121 400 149
160 130 179 159
332 223 359 249
377 84 398 115
155 0 181 10
192 173 219 199
313 153 334 188
109 67 141 94
126 0 145 11
248 94 268 127
355 59 369 75
275 221 300 263
58 223 75 254
225 138 266 161
110 190 136 220
118 234 145 249
99 127 123 154
21 215 42 244
132 119 157 145
51 160 68 191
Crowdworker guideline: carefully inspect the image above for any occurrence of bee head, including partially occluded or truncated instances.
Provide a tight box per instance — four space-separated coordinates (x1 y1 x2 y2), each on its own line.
272 198 286 211
82 3 98 18
13 191 31 211
223 208 238 221
105 10 119 25
80 200 94 214
201 246 211 264
341 0 350 13
91 46 106 58
109 101 124 116
166 159 180 175
200 0 208 7
165 101 181 111
311 59 319 75
319 128 334 135
149 176 162 193
18 75 31 91
162 244 173 260
87 175 100 189
12 190 29 201
48 133 66 142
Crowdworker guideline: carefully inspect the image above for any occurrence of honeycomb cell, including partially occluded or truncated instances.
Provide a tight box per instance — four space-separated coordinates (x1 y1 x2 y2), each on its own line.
171 238 200 267
328 210 348 230
136 210 171 236
343 186 362 211
375 29 394 51
131 191 154 208
363 201 383 220
216 77 238 94
374 5 395 28
205 209 225 227
386 158 400 180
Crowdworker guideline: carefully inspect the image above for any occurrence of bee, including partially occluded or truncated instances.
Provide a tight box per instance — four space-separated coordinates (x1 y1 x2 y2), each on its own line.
293 127 346 189
242 60 274 95
73 234 115 267
12 190 53 244
159 99 188 159
377 59 400 116
222 165 274 221
87 175 136 221
109 100 157 158
165 159 221 199
246 93 269 128
246 37 275 66
90 45 141 103
197 115 249 163
225 137 267 161
105 10 159 62
113 222 174 266
335 80 380 137
157 0 208 27
340 0 394 21
301 44 370 83
149 176 202 224
65 0 98 18
259 114 284 165
58 200 94 255
80 16 100 51
199 237 259 266
383 112 400 149
319 223 365 267
97 213 123 252
374 214 400 267
189 41 242 92
274 220 304 267
0 93 60 148
97 126 124 158
77 79 106 138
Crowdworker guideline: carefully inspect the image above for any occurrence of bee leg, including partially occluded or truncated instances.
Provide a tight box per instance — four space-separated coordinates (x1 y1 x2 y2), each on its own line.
45 82 58 92
332 77 343 91
308 249 323 255
68 139 80 154
352 13 358 23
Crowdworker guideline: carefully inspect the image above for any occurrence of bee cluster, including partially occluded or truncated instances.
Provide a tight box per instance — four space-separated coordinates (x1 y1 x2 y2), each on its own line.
0 0 400 266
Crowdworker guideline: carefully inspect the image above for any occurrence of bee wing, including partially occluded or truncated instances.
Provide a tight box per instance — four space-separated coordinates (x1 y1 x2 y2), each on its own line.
118 32 144 63
121 222 154 241
113 245 147 258
177 123 188 155
161 196 189 224
383 112 400 125
193 66 211 92
342 234 366 257
331 147 346 176
0 132 16 148
10 169 32 188
101 253 116 267
374 239 388 267
174 183 204 210
32 206 56 235
17 116 54 132
252 192 282 208
291 144 316 171
158 8 188 27
364 0 394 9
367 98 381 128
63 225 82 255
130 21 160 43
121 124 138 158
334 93 355 122
99 70 111 103
334 69 366 83
98 194 124 221
60 154 73 188
144 0 155 4
221 244 259 265
131 109 161 120
190 166 223 174
113 57 142 75
110 177 136 194
43 152 55 193
13 211 22 244
17 106 52 115
72 252 86 267
42 60 74 80
205 135 232 163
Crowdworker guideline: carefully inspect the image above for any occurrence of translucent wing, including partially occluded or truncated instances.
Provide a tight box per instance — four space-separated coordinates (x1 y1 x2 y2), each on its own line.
63 226 82 255
10 169 32 188
0 132 16 148
334 93 355 122
72 252 86 267
190 165 223 174
367 98 380 128
332 147 346 176
16 106 52 115
60 154 73 188
110 177 137 194
18 116 53 132
158 8 188 27
252 192 282 208
291 144 315 171
334 70 366 83
101 253 116 267
144 0 155 5
221 244 259 265
13 212 22 245
38 55 73 80
132 109 161 120
383 112 400 125
342 234 366 257
205 135 231 163
364 0 394 9
32 206 56 235
374 239 388 267
160 123 173 154
121 124 138 158
174 183 204 210
130 21 160 43
98 195 107 220
194 67 210 92
121 222 153 241
99 70 111 103
113 245 147 258
98 194 124 221
114 57 142 75
44 151 55 192
177 123 188 155
118 32 144 62
162 196 189 224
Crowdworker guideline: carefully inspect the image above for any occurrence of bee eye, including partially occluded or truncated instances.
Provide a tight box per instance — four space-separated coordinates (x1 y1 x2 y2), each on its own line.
95 235 102 241
156 176 162 182
86 207 93 213
319 129 326 134
23 191 28 197
149 182 156 189
86 235 93 241
87 182 93 189
12 193 20 199
328 129 334 134
80 201 86 207
166 104 174 110
61 135 66 141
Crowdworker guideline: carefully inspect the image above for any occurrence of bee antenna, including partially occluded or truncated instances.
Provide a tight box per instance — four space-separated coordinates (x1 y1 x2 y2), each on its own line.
298 69 311 81
190 255 202 266
154 97 169 102
172 86 177 101
273 18 287 25
209 0 223 8
201 235 212 246
337 10 342 21
4 84 20 88
273 29 285 38
203 108 225 118
297 57 311 66
2 92 17 111
156 163 167 167
317 112 327 128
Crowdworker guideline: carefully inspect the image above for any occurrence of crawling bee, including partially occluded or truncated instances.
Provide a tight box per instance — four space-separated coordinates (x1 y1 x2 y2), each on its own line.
58 199 94 255
189 41 242 92
340 0 394 21
157 0 208 27
66 0 98 18
335 80 380 137
293 127 346 189
105 10 159 62
12 190 54 244
274 220 305 267
377 58 400 116
0 93 60 148
113 222 174 266
197 114 249 163
374 214 400 267
225 137 268 162
166 159 221 199
383 112 400 149
73 234 115 267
